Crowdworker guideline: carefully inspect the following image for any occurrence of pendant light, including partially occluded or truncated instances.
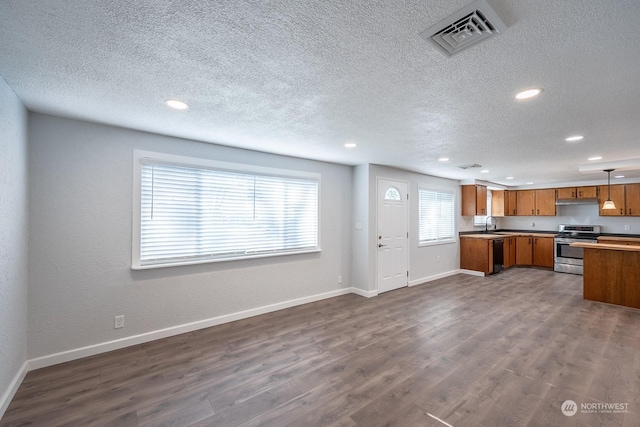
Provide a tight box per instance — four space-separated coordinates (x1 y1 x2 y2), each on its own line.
602 169 617 210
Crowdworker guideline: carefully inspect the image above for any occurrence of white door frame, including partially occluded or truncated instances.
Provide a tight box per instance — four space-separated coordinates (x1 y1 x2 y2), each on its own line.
375 177 410 293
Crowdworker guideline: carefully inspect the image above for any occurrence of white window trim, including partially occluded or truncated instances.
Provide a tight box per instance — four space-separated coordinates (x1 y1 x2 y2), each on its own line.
418 185 457 247
132 150 321 270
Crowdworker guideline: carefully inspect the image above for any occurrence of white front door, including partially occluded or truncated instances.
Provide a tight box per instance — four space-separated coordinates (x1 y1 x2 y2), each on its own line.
377 179 408 294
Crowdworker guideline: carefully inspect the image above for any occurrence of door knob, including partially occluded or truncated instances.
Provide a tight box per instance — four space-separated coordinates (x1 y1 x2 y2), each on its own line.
378 244 386 248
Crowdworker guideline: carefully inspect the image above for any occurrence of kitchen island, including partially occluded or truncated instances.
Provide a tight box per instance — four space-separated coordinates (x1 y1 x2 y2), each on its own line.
570 242 640 309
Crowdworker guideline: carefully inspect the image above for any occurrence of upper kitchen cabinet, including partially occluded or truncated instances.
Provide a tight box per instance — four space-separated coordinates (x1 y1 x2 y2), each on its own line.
516 189 555 216
598 184 625 216
516 190 535 216
577 186 598 198
535 189 556 215
556 186 597 199
461 185 487 216
491 190 514 217
625 183 640 216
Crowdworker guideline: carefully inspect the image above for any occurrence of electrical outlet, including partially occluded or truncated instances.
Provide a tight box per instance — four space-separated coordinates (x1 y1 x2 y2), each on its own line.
114 315 124 329
625 225 630 231
337 275 343 284
531 222 535 227
437 255 441 263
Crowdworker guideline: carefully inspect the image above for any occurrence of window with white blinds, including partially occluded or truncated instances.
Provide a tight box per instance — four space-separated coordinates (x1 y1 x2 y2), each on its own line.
418 188 455 245
132 151 320 269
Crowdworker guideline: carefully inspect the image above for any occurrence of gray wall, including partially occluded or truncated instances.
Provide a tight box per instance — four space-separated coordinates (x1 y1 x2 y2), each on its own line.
369 165 460 285
498 204 640 234
27 114 352 359
0 78 28 410
351 164 461 293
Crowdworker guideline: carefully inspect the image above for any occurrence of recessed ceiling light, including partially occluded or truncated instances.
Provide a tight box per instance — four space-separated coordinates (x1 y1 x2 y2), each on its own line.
506 176 514 180
438 157 449 162
480 170 489 173
614 175 625 178
165 99 189 110
565 135 584 142
588 156 602 161
344 142 357 148
526 182 534 185
515 88 543 100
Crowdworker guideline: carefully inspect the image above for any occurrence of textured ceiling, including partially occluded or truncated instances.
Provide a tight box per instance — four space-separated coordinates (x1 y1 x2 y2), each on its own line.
1 0 640 186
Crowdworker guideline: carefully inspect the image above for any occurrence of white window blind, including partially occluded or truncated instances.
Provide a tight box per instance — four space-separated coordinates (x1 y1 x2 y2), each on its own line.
134 155 319 268
419 188 455 244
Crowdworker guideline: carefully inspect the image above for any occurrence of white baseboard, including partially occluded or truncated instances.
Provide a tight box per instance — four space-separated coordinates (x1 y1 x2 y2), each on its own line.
459 269 486 277
0 361 28 419
28 288 352 371
409 269 462 287
349 287 378 298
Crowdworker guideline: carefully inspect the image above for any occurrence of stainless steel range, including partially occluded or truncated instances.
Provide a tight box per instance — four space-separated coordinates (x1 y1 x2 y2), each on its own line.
554 224 601 275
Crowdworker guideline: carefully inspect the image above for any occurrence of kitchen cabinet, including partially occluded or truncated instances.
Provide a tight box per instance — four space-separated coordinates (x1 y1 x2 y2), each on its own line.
625 183 640 216
598 184 625 216
577 186 597 198
503 236 517 268
515 236 554 267
492 190 515 216
492 190 505 216
556 186 597 199
515 236 533 265
556 187 576 199
507 191 517 216
533 237 554 268
461 185 487 216
535 189 556 216
516 190 535 216
460 238 493 274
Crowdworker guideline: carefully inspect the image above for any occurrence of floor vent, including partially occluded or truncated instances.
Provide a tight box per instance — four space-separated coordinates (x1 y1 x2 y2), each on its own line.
458 163 482 170
420 0 506 57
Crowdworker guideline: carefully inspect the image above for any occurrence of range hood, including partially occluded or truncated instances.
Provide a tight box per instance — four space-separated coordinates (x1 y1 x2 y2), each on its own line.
555 198 599 206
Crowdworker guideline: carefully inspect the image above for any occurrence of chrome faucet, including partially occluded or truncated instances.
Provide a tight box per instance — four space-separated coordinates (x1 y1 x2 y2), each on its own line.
485 216 497 233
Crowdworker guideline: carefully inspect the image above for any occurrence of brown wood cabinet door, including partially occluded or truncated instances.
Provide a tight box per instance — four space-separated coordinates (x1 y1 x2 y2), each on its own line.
515 236 532 265
625 183 640 216
460 238 490 274
556 187 576 199
598 184 625 216
503 237 511 268
507 191 517 216
535 189 556 216
492 190 505 216
577 186 597 199
476 185 487 215
516 190 535 216
510 237 517 267
533 237 554 268
461 185 476 216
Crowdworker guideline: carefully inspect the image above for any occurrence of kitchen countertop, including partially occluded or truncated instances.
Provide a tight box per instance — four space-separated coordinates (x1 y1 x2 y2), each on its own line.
570 242 640 252
460 232 557 239
597 236 640 243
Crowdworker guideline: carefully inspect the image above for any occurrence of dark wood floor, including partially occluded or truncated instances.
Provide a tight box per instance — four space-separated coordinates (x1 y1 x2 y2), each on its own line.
3 269 640 426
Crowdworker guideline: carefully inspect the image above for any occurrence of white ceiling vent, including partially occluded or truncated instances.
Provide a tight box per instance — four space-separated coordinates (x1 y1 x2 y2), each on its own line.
458 163 482 170
420 0 506 57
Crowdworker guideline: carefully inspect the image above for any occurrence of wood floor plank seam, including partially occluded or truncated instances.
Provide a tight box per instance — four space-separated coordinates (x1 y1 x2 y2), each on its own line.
3 269 640 426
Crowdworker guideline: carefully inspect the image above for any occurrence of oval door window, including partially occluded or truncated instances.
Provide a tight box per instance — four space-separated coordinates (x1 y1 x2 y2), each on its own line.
384 187 401 201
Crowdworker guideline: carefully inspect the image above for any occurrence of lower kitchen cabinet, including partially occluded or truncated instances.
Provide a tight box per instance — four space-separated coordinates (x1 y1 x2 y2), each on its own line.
503 236 517 268
515 236 554 268
460 238 493 275
515 236 533 265
533 237 554 268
